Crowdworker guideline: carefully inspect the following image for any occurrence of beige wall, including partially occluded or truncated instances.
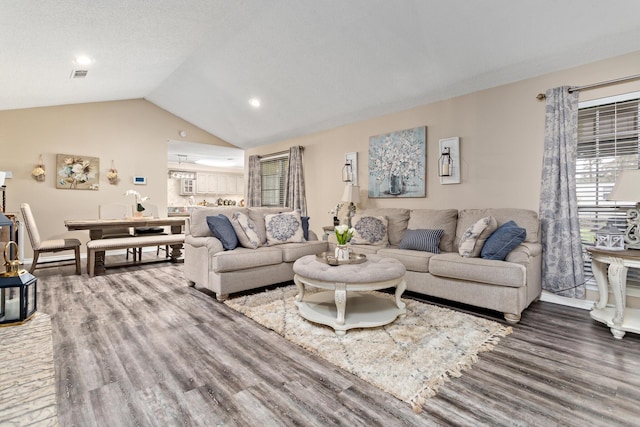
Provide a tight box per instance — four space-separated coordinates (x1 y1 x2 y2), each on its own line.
0 99 234 258
246 51 640 239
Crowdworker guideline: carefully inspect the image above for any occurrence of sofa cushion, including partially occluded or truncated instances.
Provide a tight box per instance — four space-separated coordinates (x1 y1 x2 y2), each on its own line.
377 247 436 273
211 246 282 273
456 208 539 246
190 207 248 237
231 212 261 249
265 211 305 245
481 220 527 261
350 215 389 246
458 216 494 257
399 229 444 253
408 209 458 252
206 214 238 250
278 240 328 262
429 253 526 287
358 208 410 246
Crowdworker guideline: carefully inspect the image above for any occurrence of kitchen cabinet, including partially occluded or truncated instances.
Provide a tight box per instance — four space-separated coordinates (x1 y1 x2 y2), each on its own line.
196 172 243 195
180 178 195 195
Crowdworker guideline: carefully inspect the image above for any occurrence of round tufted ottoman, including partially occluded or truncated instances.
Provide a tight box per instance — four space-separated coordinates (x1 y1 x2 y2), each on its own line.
292 254 406 335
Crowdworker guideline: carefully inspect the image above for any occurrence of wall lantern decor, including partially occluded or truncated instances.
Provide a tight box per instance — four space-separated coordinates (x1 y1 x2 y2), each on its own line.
31 155 45 182
342 152 358 185
0 242 37 326
438 137 461 185
595 221 625 251
107 160 119 185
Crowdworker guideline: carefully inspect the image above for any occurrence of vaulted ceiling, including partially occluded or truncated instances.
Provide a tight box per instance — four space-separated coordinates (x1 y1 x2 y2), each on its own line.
3 1 640 149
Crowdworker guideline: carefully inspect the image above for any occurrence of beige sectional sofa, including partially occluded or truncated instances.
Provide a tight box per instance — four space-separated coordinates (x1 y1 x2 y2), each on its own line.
184 206 327 300
329 208 542 323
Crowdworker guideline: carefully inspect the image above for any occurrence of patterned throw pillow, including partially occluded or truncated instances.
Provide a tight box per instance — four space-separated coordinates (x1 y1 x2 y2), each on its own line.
264 211 306 245
230 212 261 249
458 216 492 257
399 229 444 253
350 215 389 246
206 214 238 250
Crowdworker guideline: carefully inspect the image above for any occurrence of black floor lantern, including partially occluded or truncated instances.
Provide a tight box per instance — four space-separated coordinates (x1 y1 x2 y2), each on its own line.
0 242 37 326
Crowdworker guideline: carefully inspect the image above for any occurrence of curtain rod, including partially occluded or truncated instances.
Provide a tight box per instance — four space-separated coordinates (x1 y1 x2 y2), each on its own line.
258 145 304 159
536 73 640 101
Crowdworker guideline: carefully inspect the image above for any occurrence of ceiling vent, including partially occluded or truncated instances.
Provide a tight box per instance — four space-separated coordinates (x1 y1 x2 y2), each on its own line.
70 69 88 79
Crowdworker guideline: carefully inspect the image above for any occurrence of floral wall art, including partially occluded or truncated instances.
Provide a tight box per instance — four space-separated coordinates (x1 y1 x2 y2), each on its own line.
56 154 100 190
368 126 426 198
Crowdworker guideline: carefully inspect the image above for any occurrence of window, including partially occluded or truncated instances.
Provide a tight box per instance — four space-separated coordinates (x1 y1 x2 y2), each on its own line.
260 154 289 207
577 92 640 281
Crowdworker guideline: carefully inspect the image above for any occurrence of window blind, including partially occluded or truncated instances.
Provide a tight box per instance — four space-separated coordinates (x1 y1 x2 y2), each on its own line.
260 155 289 207
577 97 640 280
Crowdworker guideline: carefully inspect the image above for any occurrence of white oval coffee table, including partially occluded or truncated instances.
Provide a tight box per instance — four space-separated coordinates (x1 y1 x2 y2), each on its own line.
292 254 406 335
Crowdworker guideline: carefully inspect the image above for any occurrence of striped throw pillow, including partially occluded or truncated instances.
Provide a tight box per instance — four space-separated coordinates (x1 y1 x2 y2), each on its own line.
398 229 445 253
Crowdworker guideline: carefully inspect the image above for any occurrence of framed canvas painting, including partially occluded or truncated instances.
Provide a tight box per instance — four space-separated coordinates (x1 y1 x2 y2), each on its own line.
56 154 100 190
368 126 426 198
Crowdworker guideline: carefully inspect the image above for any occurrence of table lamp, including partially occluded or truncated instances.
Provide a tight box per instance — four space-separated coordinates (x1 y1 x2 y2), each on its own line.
342 184 360 227
607 169 640 249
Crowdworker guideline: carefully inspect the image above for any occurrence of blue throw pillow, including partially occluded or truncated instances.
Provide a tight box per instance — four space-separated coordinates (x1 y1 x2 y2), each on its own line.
301 216 310 240
480 220 526 261
398 229 444 253
206 214 238 250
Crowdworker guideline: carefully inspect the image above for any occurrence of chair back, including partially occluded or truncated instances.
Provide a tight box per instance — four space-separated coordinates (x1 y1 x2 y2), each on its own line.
99 203 132 237
20 203 41 249
99 203 132 219
139 203 160 218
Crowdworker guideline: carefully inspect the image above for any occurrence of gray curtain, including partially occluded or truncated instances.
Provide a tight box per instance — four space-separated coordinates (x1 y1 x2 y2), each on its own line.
247 155 261 207
285 146 307 216
539 86 585 298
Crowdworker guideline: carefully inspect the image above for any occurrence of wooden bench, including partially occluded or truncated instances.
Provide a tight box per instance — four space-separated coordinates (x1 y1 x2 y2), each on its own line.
86 234 185 276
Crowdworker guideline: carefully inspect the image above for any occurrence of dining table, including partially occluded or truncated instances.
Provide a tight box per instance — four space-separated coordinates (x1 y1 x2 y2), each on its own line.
64 217 186 275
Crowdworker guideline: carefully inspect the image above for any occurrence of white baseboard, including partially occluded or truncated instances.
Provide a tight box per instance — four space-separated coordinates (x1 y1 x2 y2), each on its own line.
539 291 594 310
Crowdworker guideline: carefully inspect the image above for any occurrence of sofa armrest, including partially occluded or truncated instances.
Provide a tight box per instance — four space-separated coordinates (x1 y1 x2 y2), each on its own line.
185 234 224 253
308 230 319 241
505 242 542 265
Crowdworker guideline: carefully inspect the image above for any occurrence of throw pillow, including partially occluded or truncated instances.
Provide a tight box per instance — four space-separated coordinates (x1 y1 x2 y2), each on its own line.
230 212 261 249
399 229 444 253
458 216 491 257
470 215 498 257
480 220 527 261
264 211 306 245
350 215 389 246
206 214 238 251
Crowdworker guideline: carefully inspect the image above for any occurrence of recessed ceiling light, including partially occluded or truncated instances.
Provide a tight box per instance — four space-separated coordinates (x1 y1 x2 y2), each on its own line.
74 55 94 66
248 98 261 108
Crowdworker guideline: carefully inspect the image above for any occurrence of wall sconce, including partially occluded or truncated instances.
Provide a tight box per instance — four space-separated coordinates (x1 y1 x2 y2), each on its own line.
439 147 452 177
342 152 358 185
438 137 461 185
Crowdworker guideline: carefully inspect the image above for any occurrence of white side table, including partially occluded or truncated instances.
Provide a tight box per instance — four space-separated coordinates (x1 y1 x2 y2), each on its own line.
588 247 640 339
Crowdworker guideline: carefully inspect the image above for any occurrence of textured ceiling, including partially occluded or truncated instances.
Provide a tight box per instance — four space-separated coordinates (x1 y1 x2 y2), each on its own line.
3 0 640 150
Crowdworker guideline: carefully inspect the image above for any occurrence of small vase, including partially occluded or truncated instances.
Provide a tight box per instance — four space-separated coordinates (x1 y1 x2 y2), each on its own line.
335 244 349 261
333 216 340 226
389 174 402 195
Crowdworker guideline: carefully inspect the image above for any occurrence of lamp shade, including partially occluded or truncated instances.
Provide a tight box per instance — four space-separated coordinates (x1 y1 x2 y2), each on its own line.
342 185 360 203
608 169 640 202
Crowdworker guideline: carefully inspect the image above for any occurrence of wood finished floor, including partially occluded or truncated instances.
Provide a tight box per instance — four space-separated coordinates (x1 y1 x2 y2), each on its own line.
33 254 640 427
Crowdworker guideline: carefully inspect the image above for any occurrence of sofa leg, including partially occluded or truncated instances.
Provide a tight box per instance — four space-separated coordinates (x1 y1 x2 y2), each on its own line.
504 313 521 324
216 293 229 302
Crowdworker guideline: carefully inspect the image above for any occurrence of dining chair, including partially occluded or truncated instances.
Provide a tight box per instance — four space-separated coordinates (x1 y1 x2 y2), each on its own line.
133 203 169 258
98 203 136 260
20 203 81 274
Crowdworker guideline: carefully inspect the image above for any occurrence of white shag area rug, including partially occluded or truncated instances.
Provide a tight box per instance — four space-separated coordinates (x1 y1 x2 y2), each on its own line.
225 285 512 413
